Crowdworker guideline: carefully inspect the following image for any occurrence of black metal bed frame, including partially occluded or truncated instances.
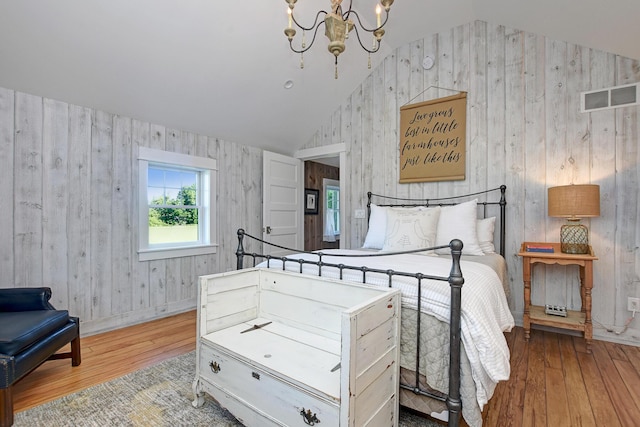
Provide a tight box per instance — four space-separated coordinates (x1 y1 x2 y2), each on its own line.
235 185 507 427
368 185 507 258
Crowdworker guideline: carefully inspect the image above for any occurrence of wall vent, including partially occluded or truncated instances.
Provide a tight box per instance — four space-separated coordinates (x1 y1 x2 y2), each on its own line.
581 83 639 112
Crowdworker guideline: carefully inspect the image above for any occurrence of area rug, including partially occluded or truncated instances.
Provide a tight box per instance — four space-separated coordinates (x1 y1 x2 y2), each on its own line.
15 351 442 426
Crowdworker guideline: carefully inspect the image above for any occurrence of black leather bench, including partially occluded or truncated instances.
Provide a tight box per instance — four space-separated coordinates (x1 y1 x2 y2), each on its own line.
0 288 81 427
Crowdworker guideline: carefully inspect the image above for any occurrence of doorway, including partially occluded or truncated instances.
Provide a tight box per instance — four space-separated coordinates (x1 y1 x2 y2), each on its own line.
295 144 346 251
304 158 340 250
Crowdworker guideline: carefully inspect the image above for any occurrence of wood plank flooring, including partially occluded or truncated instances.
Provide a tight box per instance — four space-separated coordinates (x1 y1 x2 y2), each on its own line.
12 310 197 413
482 327 640 426
12 311 640 426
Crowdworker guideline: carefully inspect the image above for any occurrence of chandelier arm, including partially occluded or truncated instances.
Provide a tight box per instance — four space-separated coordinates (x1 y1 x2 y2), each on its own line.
291 10 328 32
343 9 390 33
340 0 353 19
336 0 355 16
284 0 392 75
288 21 325 54
350 25 381 54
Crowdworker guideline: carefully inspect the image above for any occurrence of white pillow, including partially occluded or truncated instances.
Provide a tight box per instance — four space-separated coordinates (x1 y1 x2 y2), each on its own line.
382 207 441 253
362 204 388 249
435 199 484 256
362 205 423 249
477 217 496 254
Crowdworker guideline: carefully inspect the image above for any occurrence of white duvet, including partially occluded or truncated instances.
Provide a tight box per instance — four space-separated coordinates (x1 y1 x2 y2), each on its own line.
256 249 514 409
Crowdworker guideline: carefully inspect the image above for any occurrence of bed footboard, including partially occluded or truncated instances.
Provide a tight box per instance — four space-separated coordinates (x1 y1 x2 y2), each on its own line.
235 229 465 427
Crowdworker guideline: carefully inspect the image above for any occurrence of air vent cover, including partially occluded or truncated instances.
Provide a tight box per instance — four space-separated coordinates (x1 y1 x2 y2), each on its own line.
581 83 639 112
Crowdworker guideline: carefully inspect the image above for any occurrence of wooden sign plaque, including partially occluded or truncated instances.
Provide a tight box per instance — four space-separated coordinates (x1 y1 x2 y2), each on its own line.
399 93 467 183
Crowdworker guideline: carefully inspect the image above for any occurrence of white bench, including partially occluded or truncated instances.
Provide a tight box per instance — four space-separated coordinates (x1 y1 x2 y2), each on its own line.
192 268 401 426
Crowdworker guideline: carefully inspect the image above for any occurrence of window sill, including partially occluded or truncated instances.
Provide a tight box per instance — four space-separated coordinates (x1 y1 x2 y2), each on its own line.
138 244 218 261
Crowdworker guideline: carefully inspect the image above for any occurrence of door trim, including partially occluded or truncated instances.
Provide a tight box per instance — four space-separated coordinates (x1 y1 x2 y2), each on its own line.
295 144 346 249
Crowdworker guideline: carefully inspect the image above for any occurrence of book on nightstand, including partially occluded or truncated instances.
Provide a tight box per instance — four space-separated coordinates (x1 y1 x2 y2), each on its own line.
525 244 554 253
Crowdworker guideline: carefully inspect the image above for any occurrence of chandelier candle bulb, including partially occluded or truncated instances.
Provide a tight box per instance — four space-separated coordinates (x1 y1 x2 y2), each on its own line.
288 8 292 29
376 4 381 27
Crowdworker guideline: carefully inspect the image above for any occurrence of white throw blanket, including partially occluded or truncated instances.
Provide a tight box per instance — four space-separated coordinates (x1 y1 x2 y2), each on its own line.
257 249 514 409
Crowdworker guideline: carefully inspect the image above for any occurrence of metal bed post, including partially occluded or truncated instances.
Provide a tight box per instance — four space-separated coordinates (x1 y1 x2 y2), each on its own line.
236 229 246 270
446 239 464 427
499 185 507 257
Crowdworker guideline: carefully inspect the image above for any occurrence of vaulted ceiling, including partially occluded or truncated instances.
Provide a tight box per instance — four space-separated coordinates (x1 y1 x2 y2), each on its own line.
1 0 638 154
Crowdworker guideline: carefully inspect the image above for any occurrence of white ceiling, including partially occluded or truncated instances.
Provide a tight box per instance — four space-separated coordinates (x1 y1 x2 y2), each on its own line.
1 1 639 155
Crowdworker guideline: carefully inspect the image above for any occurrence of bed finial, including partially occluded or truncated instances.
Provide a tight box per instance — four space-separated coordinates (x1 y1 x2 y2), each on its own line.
449 238 463 253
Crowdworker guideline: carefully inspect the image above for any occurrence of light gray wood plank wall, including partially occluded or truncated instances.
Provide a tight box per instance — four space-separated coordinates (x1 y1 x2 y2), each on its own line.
349 84 363 246
67 105 92 321
303 20 640 346
42 99 69 309
14 92 44 289
0 88 14 283
615 56 640 329
131 119 150 312
0 92 262 335
589 50 616 327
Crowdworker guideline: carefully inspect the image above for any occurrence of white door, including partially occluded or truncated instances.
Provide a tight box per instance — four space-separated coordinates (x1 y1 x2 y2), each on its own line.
263 151 303 256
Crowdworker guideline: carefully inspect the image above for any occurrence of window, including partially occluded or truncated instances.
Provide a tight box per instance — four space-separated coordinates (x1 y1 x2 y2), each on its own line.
323 178 340 242
138 147 217 261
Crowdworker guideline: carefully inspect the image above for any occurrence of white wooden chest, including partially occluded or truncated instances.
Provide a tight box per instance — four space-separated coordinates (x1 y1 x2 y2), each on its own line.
192 268 401 427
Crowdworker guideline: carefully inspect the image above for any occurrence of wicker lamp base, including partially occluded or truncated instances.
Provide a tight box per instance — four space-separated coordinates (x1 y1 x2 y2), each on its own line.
560 223 589 254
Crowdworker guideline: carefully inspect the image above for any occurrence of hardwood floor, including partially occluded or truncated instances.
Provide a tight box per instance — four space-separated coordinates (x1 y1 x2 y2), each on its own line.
12 310 197 413
482 327 640 427
12 311 640 426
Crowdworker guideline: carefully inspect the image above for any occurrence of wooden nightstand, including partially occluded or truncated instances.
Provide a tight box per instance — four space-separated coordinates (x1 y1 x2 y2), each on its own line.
517 242 598 351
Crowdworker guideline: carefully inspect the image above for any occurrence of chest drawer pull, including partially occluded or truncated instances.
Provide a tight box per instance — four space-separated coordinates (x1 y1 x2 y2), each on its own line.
252 371 260 380
209 361 221 374
300 408 320 425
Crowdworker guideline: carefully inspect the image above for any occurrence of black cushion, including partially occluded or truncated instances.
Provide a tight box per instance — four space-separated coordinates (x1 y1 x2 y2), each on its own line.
0 287 54 311
0 310 71 355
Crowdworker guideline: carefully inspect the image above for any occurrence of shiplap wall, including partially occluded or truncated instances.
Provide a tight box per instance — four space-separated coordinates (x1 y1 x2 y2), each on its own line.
1 20 638 345
304 21 640 346
0 88 262 335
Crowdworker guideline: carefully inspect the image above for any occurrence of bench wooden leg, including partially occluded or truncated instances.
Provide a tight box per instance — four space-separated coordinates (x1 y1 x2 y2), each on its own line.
0 387 13 427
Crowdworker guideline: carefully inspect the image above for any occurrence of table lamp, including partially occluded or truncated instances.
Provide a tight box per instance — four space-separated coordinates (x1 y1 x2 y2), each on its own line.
548 184 600 254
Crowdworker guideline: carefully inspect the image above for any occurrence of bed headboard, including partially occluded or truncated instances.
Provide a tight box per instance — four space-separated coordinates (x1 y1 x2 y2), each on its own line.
367 185 507 257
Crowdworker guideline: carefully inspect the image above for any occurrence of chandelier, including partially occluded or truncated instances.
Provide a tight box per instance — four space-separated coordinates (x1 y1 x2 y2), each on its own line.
284 0 394 78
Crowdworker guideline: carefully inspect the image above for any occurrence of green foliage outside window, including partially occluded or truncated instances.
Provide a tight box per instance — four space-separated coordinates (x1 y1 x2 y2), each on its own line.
149 184 198 226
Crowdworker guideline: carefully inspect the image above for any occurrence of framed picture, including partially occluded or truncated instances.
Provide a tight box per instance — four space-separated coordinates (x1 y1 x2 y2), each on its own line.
399 93 467 182
304 188 319 215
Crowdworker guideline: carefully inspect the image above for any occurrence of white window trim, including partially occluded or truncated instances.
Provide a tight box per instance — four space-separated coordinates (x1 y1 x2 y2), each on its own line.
138 147 217 261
